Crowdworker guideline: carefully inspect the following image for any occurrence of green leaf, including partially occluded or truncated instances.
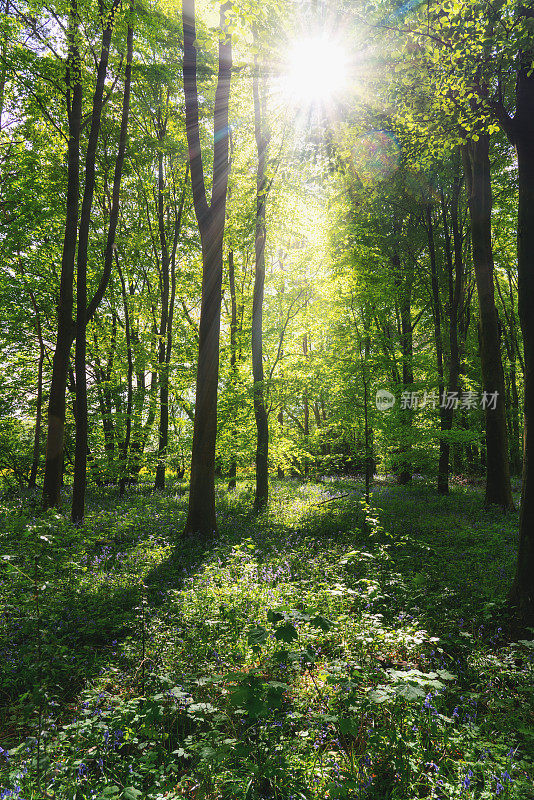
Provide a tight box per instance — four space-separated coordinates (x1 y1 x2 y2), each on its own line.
394 683 426 701
267 609 285 623
274 623 299 643
436 669 457 681
367 688 391 703
123 789 142 800
310 614 332 631
247 624 268 649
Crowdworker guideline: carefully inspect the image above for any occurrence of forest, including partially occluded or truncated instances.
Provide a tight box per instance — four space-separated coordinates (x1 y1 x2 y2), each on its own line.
1 0 534 797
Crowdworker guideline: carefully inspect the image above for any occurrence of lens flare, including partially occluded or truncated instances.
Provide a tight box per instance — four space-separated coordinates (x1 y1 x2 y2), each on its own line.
283 35 348 107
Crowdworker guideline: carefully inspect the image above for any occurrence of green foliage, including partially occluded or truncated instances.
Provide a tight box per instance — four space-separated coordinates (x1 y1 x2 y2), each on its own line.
1 479 532 798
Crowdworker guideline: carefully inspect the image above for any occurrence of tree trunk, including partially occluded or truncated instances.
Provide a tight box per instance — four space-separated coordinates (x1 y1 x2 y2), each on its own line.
154 146 170 491
42 0 81 509
182 0 231 539
462 136 514 510
154 156 189 490
0 1 10 132
277 406 284 479
396 254 414 485
29 293 45 489
72 0 129 523
117 258 133 497
228 248 238 490
252 54 269 512
426 204 448 493
509 51 534 619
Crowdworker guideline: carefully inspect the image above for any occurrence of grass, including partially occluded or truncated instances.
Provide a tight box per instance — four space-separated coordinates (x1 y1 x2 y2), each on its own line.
0 477 533 799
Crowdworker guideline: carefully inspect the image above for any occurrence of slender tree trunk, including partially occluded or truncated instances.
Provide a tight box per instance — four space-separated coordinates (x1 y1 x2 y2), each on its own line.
117 259 133 497
433 170 463 495
396 254 414 485
72 0 129 523
93 324 117 479
302 333 310 475
154 147 170 491
252 54 269 512
0 0 10 132
277 406 284 479
509 51 534 619
462 136 514 511
426 204 448 493
29 294 45 489
42 0 81 509
182 0 231 539
154 157 188 490
228 249 238 490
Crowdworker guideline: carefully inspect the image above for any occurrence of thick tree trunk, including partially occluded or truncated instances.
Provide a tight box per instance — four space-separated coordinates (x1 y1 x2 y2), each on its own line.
509 53 534 619
42 0 81 509
252 56 269 512
182 0 231 539
184 219 225 536
462 136 514 510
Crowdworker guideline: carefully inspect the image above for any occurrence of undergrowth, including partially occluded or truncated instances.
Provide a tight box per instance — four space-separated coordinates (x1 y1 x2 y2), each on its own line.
0 478 532 799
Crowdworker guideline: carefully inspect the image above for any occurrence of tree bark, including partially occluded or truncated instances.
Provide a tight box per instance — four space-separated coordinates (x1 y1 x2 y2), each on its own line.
182 0 231 539
72 0 129 523
154 144 170 491
154 156 189 490
252 53 269 512
117 258 133 497
509 50 534 619
426 204 448 493
42 0 81 509
461 135 514 511
396 254 414 485
227 248 238 490
29 291 45 489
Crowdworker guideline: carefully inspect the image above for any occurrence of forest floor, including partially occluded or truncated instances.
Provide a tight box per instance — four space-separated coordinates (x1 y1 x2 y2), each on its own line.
1 478 533 800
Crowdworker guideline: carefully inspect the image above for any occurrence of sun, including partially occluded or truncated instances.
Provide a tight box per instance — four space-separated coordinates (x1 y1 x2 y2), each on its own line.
283 35 348 108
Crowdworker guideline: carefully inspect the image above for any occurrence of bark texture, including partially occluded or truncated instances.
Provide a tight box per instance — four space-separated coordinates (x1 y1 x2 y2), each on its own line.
182 0 231 539
42 0 81 509
508 49 534 619
462 135 514 511
72 0 130 523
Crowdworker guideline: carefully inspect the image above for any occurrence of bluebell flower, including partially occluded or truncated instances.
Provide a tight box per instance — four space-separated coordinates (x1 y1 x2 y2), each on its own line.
462 769 473 790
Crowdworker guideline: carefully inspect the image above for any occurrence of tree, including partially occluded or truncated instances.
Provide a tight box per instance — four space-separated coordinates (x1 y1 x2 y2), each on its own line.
182 0 231 539
251 52 270 512
461 134 514 510
72 0 133 522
